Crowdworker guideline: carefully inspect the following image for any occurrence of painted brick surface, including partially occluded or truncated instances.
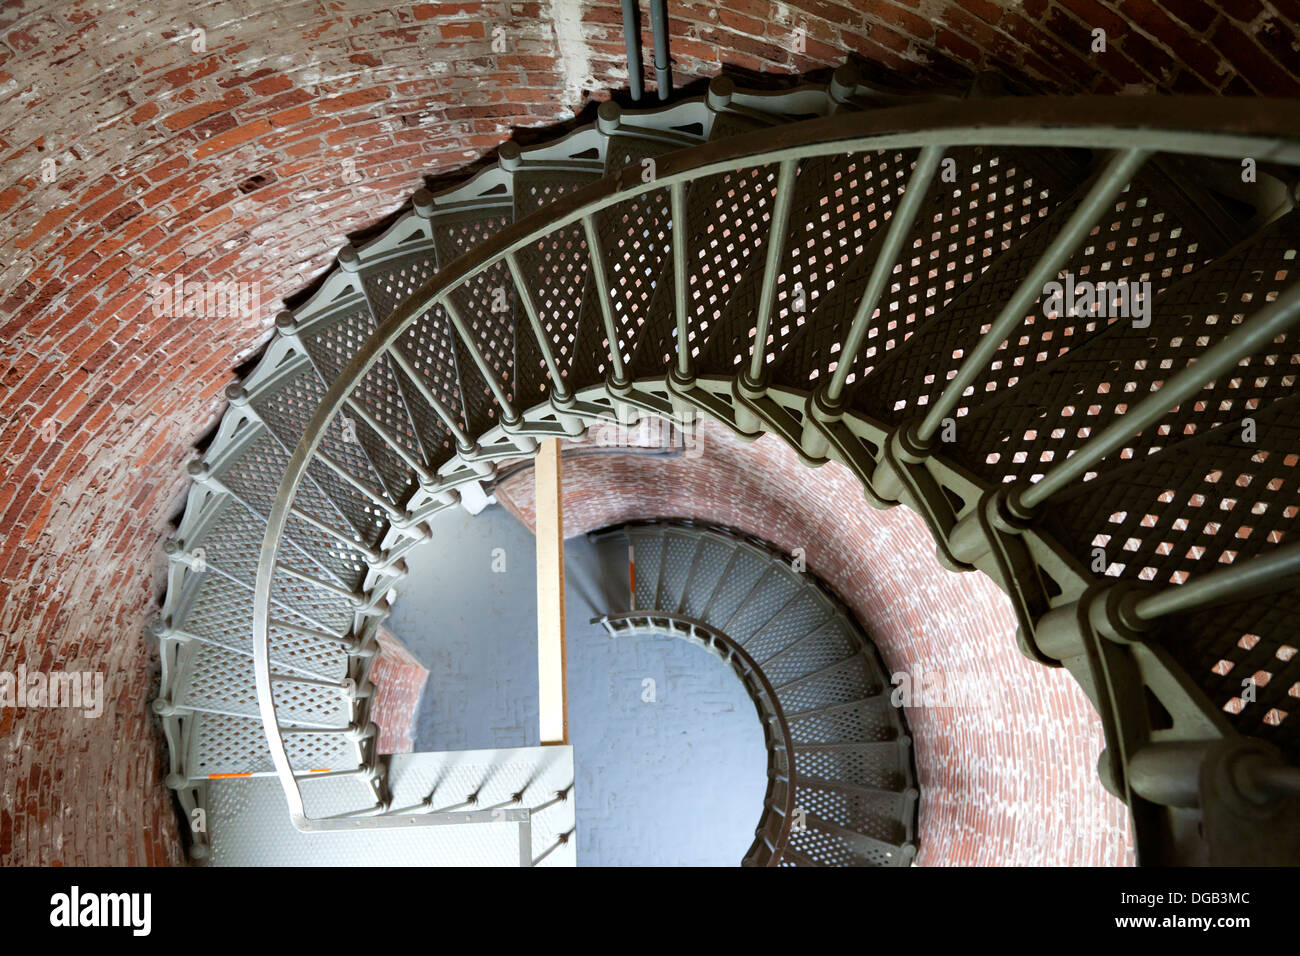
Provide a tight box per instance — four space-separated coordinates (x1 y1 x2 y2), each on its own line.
2 0 1292 864
496 420 1137 866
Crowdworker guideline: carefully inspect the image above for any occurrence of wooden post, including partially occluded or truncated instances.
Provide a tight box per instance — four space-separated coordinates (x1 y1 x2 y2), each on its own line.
535 438 568 745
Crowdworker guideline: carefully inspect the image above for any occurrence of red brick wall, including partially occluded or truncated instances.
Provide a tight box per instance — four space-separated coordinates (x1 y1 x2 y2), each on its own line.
496 421 1136 866
658 0 1300 95
370 627 429 755
2 0 1290 864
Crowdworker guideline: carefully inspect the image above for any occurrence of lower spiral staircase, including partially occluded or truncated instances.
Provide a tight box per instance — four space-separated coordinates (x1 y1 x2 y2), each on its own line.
592 520 918 867
153 63 1300 866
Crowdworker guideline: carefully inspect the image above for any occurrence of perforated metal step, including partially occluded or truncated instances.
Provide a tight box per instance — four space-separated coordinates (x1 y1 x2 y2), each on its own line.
206 747 576 867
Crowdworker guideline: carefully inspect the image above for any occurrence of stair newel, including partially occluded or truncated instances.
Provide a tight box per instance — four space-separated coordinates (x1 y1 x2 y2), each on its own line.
735 157 799 437
506 250 586 437
705 73 734 122
875 148 1151 502
948 280 1300 564
411 186 437 238
800 145 945 461
827 63 861 111
336 242 366 296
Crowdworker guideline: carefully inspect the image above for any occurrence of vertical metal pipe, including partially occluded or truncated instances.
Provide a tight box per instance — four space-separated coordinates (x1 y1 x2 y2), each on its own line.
621 0 643 102
649 0 671 100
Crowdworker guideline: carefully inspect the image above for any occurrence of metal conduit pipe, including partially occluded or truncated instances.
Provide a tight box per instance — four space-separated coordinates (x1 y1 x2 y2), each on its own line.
621 0 643 102
649 0 671 100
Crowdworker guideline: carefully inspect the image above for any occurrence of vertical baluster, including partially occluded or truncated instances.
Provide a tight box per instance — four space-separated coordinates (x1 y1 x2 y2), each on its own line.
670 180 691 382
439 295 537 452
736 158 799 435
507 250 586 437
802 145 945 459
949 280 1300 561
581 213 629 388
876 148 1151 500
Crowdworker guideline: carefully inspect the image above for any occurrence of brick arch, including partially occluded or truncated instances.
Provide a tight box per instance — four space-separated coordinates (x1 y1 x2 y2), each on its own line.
1 0 1292 864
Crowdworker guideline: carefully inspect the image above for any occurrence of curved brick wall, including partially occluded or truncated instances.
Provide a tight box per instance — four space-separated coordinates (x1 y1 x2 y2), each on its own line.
2 0 1293 864
495 421 1136 866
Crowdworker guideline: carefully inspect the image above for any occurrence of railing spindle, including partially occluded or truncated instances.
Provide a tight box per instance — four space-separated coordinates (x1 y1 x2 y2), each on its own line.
384 345 476 451
671 180 691 380
1134 540 1300 621
288 505 383 564
506 250 570 400
315 450 406 523
746 158 800 387
580 213 629 386
343 396 435 485
826 145 945 406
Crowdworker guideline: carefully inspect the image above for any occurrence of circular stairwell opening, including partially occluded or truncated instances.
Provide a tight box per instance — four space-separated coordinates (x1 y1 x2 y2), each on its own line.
383 506 918 866
383 506 772 865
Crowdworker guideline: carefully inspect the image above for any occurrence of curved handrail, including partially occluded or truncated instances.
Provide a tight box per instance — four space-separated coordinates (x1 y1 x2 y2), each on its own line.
594 611 798 866
253 98 1300 832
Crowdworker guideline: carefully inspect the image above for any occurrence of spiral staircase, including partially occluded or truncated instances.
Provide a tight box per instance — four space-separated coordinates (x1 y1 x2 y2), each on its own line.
592 520 918 866
153 63 1300 866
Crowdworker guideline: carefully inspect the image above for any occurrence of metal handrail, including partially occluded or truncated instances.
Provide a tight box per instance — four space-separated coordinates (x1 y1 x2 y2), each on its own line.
593 611 799 866
252 99 1300 831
